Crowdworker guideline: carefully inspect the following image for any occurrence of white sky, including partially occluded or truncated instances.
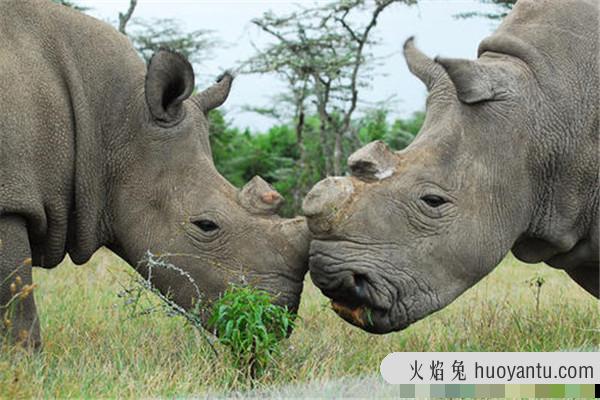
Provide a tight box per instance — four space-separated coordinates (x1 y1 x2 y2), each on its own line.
81 0 500 131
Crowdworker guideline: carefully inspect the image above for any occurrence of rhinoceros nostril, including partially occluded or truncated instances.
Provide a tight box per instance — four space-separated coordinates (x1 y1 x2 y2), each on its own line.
352 273 369 300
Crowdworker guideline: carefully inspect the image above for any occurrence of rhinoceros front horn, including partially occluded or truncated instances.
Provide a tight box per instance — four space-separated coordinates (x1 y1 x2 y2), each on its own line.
238 176 283 215
348 140 397 181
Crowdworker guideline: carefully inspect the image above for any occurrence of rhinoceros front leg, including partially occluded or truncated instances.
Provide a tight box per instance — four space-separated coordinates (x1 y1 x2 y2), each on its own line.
0 215 41 349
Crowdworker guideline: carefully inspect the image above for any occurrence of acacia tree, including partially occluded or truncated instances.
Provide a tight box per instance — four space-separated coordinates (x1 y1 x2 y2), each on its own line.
127 18 217 64
244 0 415 203
114 0 217 65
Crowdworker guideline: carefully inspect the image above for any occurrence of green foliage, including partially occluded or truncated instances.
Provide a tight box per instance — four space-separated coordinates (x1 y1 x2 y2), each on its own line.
388 111 425 149
358 110 424 149
209 108 422 216
209 110 298 186
208 285 296 379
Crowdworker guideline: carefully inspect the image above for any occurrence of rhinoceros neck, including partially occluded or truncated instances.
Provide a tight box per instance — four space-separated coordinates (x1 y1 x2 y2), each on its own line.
15 1 146 265
60 10 146 264
488 0 600 268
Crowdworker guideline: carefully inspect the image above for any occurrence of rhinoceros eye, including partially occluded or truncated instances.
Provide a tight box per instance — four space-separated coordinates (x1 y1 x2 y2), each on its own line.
193 219 220 233
420 194 447 208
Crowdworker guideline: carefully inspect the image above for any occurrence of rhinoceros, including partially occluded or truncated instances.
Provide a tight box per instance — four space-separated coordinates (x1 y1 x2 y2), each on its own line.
0 0 309 348
302 0 599 334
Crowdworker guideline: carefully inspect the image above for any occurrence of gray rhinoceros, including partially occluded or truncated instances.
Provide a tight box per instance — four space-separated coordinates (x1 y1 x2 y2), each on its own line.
302 0 599 334
0 0 309 348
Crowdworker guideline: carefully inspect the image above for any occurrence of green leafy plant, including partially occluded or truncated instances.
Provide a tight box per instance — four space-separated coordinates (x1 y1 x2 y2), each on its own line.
208 285 296 379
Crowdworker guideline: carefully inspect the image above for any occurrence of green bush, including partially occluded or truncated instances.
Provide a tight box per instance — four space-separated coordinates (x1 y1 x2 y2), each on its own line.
208 285 296 379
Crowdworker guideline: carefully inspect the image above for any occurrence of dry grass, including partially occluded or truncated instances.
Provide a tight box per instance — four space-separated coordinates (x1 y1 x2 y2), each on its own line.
1 249 598 398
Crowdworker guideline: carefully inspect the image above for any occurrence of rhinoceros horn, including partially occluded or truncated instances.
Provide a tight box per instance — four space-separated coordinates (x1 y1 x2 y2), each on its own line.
238 176 283 215
194 71 234 113
435 57 497 104
348 140 397 182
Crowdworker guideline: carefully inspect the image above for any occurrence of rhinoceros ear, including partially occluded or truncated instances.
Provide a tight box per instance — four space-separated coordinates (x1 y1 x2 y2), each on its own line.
238 176 283 215
348 140 397 182
194 71 234 113
403 37 450 92
145 49 195 126
435 57 498 104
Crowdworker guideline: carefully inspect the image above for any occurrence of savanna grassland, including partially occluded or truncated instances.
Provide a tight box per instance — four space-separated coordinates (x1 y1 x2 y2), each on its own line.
0 250 598 398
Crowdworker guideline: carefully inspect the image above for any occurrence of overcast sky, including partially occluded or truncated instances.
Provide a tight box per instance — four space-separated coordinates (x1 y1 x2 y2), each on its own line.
83 0 501 131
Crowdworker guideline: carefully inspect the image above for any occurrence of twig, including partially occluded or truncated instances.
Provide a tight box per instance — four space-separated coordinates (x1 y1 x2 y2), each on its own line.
118 0 137 35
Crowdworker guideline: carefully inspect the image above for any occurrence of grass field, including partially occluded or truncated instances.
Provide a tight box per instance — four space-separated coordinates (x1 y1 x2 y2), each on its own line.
1 249 598 398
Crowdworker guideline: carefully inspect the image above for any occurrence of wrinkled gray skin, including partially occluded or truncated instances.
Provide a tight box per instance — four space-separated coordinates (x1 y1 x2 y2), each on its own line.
0 0 309 348
303 0 599 334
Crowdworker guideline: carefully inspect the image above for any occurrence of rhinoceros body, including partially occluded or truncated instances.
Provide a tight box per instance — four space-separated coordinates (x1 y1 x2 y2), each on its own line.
303 0 598 333
0 0 309 347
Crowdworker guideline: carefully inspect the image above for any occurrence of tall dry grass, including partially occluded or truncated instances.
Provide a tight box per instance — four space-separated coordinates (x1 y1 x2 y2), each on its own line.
1 249 598 398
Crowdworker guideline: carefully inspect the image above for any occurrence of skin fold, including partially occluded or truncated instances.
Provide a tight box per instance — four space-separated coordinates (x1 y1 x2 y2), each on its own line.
0 0 309 348
302 0 599 334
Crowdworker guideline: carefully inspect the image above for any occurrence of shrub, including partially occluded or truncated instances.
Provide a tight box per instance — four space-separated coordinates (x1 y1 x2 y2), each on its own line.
208 285 296 379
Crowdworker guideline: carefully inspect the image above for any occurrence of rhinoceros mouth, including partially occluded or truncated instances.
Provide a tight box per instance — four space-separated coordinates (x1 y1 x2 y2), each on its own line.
309 239 419 333
330 298 399 334
331 300 369 326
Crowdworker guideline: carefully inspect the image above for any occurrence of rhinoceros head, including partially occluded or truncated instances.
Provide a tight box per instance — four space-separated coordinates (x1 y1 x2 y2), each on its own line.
302 38 536 333
109 50 309 322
